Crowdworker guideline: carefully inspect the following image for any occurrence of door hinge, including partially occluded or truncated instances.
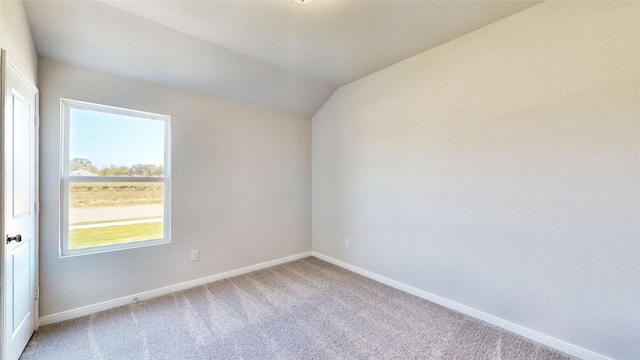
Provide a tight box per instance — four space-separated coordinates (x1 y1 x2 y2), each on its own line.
34 201 39 213
35 286 39 300
34 114 39 127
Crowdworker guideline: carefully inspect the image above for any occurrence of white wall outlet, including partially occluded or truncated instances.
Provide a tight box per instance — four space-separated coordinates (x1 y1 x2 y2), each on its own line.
190 250 199 262
344 238 350 248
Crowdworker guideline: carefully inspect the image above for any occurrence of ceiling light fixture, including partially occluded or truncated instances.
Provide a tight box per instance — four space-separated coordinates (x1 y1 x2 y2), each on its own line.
293 0 313 4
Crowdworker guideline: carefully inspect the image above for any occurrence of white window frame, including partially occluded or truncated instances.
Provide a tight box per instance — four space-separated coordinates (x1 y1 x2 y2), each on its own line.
60 99 171 257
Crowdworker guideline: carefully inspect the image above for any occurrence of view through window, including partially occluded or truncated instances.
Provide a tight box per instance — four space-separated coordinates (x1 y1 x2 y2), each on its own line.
61 99 171 256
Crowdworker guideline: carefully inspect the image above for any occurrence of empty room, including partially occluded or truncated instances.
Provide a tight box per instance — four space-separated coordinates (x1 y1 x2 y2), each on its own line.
0 0 638 359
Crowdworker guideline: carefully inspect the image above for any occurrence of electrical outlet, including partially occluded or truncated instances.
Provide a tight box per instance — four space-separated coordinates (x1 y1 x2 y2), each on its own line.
190 250 199 262
344 238 350 248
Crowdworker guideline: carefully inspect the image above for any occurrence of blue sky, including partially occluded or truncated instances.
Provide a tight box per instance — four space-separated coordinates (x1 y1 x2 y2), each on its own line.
70 108 165 168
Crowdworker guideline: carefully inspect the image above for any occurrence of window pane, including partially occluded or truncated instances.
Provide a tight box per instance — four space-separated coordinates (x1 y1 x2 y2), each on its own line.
68 182 164 249
69 108 165 177
62 99 170 256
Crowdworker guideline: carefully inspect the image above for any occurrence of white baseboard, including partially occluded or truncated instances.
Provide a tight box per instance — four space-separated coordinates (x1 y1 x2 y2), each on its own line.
38 251 312 327
311 251 611 360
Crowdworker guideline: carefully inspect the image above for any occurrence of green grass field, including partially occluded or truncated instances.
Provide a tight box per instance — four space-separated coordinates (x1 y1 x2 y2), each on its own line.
69 221 164 249
70 182 163 207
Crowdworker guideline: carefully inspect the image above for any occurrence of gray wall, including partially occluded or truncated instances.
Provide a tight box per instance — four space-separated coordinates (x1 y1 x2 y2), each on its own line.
39 59 311 316
312 2 639 359
0 0 37 84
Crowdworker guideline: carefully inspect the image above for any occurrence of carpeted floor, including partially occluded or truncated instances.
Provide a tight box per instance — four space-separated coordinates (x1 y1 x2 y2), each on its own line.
21 257 576 360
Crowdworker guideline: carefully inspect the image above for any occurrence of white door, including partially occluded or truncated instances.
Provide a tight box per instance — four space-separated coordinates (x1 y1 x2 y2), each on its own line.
2 52 38 360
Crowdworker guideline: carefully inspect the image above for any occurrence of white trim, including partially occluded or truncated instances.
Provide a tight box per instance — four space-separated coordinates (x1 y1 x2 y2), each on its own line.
6 56 38 94
60 98 168 121
311 251 612 360
38 252 312 326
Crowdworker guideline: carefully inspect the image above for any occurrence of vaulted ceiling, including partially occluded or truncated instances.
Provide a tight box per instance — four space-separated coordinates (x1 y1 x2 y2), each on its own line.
24 0 541 117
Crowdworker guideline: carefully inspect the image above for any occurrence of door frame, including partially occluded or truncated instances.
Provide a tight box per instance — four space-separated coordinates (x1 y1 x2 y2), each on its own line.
0 49 40 359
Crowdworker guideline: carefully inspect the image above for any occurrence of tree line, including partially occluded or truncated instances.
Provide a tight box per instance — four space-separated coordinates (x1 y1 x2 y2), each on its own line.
71 158 163 177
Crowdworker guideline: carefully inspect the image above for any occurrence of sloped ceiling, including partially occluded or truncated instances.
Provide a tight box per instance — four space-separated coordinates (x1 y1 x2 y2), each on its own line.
24 0 541 118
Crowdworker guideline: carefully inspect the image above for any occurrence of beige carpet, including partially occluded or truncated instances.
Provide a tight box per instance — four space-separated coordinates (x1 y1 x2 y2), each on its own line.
21 257 576 359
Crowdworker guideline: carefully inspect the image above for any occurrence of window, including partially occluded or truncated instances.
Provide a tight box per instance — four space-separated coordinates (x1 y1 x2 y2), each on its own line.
61 99 171 257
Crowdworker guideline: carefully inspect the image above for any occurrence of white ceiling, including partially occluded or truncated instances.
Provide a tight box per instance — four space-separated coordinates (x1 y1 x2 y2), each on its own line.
24 0 541 117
